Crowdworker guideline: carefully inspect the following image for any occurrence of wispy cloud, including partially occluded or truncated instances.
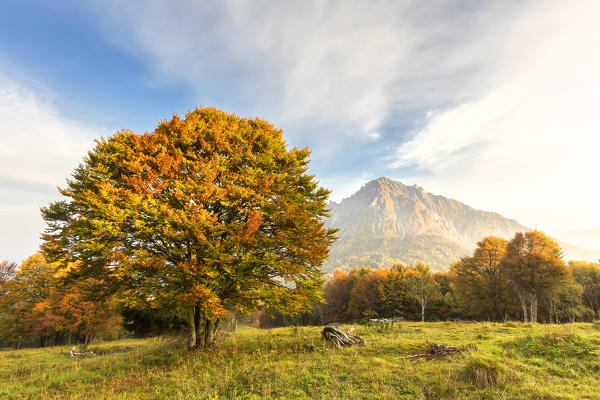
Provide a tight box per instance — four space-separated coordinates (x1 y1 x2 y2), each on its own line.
91 1 524 140
0 75 100 187
0 74 102 262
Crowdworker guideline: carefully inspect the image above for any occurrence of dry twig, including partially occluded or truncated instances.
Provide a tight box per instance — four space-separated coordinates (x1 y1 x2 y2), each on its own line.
401 343 475 360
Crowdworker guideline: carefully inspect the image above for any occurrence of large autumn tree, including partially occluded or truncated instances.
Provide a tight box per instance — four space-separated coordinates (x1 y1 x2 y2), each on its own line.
501 231 570 322
42 107 336 348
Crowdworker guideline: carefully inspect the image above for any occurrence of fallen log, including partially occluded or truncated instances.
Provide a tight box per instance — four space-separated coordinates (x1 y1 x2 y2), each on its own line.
368 318 401 324
68 346 96 357
401 343 475 360
322 326 365 348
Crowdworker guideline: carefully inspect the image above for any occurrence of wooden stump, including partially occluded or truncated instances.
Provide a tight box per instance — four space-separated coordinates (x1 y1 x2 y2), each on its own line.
322 326 365 348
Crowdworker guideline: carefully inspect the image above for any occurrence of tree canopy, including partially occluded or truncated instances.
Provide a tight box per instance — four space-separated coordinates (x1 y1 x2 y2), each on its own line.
41 107 337 348
501 231 571 322
0 260 17 285
451 236 516 321
404 262 439 322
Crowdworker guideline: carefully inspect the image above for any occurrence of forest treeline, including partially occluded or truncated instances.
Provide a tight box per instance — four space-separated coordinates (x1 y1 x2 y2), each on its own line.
260 231 600 328
2 233 600 347
0 254 191 348
0 255 122 348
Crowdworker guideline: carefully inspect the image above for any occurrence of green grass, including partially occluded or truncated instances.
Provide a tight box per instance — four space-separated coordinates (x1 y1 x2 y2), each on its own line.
1 322 600 399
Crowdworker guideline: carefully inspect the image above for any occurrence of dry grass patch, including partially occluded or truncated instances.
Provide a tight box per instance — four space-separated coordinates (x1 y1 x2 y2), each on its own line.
461 356 504 388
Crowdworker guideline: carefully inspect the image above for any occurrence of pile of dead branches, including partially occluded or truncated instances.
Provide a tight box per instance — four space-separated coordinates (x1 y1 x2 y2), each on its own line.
322 326 365 348
401 343 475 360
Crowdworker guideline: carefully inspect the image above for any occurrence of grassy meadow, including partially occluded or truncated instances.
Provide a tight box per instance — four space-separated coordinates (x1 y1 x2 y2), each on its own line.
1 322 600 399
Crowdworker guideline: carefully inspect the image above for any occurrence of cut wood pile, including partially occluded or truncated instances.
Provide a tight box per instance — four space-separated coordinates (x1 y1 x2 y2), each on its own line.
401 343 475 360
322 326 365 348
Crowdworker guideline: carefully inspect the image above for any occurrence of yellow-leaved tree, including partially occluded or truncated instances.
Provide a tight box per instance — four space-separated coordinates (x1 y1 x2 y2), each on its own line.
42 107 337 348
501 231 571 322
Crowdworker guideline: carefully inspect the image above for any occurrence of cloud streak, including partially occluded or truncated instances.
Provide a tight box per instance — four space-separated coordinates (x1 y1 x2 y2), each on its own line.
92 1 524 139
0 74 102 262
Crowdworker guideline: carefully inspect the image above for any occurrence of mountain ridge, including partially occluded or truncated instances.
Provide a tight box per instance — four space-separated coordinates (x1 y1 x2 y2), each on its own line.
324 177 600 271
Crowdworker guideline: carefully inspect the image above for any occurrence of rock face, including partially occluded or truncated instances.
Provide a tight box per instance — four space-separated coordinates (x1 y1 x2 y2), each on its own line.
325 177 585 271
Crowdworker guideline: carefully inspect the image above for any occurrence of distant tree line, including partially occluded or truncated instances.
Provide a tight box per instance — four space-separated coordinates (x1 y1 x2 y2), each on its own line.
260 231 600 327
0 254 122 348
0 254 192 348
2 231 599 346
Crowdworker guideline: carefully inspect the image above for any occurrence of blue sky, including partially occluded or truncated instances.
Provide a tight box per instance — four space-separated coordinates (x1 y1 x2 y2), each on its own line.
1 0 600 262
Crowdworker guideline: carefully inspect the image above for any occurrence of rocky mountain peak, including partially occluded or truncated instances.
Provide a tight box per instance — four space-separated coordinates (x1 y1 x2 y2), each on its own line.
324 177 600 272
325 177 527 271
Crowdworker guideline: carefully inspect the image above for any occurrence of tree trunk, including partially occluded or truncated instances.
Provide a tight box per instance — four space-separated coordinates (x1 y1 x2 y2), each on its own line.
188 308 196 349
518 292 528 322
188 306 220 349
529 293 537 322
546 298 554 324
194 305 205 348
204 318 219 347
